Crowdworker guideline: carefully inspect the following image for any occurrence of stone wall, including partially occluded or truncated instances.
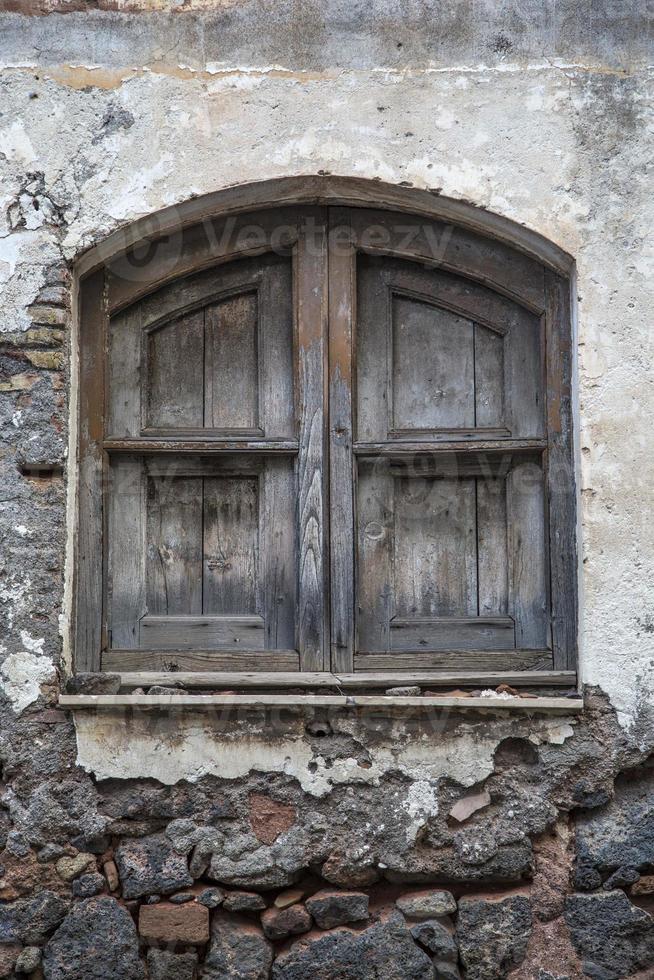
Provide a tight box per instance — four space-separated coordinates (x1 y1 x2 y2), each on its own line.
1 2 653 978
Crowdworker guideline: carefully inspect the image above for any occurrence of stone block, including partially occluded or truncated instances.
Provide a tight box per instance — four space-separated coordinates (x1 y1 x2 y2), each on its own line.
565 890 654 978
65 673 121 696
203 911 273 980
305 889 369 929
456 895 532 980
272 910 433 979
115 834 193 900
223 890 267 912
249 794 296 845
146 950 198 980
138 902 210 945
410 920 458 961
396 890 456 919
261 904 313 940
0 890 69 945
42 897 144 980
72 872 105 897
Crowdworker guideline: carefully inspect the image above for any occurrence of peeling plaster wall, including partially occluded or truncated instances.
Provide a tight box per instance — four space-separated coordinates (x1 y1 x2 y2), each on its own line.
0 3 654 728
0 2 652 737
72 709 577 793
0 6 653 976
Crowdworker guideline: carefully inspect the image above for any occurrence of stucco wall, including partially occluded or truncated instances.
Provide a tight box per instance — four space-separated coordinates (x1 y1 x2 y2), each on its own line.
0 6 653 978
1 0 652 728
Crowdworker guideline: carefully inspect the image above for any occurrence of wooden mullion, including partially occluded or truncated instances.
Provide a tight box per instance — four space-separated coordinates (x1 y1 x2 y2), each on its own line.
544 270 578 669
328 209 356 672
296 209 330 669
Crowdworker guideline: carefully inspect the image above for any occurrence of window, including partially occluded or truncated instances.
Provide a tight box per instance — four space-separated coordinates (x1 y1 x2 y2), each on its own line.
74 179 577 681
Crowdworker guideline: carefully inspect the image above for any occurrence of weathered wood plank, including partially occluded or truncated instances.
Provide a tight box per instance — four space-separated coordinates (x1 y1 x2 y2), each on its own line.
147 310 204 430
396 473 477 618
75 270 106 671
117 669 577 689
477 474 509 616
296 211 329 670
356 458 394 652
204 292 259 431
474 323 505 429
108 455 147 647
261 458 296 651
390 617 515 652
146 475 202 616
203 476 259 615
545 270 578 670
355 649 553 670
108 303 142 438
391 296 475 433
354 440 547 455
139 615 265 650
61 693 584 713
328 210 355 671
102 649 299 671
505 303 544 439
105 439 298 453
506 459 550 648
260 259 295 438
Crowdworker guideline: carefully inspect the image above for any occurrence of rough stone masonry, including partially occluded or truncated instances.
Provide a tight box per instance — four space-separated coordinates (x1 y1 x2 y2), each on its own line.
1 2 653 978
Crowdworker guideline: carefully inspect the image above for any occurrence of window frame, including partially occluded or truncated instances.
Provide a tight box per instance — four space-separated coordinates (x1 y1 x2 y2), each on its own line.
73 177 577 683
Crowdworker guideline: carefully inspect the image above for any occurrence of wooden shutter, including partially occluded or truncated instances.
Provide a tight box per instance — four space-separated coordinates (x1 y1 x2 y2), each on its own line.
352 254 551 671
103 248 322 672
76 194 575 678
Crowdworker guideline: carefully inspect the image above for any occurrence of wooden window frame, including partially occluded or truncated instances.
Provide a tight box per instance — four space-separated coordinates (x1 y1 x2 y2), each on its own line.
73 177 577 685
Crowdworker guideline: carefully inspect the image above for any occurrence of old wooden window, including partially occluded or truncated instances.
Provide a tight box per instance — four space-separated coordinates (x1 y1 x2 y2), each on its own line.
75 182 576 681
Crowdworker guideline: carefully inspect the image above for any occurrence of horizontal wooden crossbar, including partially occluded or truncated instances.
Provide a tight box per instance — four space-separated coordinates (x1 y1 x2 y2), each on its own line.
110 669 575 689
60 693 583 713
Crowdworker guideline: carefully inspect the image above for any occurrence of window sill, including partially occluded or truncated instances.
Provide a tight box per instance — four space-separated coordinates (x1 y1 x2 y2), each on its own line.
108 668 576 690
59 693 584 713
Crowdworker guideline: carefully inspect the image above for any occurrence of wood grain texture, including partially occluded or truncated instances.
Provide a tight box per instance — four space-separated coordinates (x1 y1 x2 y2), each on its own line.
147 310 204 429
139 615 265 650
117 669 577 689
391 296 475 432
102 649 299 671
75 270 106 671
203 476 259 615
108 455 147 647
108 303 142 438
145 474 203 616
390 617 515 652
328 210 355 671
204 292 259 431
355 649 554 670
477 476 509 615
296 212 329 669
105 439 298 454
61 694 583 713
261 458 296 651
507 460 549 649
545 270 578 669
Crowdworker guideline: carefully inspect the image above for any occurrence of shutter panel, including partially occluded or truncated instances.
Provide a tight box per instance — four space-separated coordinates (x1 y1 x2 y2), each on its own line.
355 254 550 665
106 254 299 668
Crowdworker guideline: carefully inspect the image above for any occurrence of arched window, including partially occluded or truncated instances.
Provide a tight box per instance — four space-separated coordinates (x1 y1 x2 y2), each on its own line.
74 178 577 683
